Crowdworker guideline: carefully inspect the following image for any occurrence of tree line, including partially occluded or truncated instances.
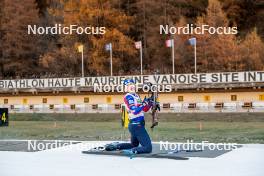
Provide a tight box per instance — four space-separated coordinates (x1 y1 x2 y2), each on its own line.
0 0 263 78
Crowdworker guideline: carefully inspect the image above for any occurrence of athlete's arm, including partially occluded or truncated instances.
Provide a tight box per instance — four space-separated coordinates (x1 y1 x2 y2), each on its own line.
142 99 152 112
142 104 151 112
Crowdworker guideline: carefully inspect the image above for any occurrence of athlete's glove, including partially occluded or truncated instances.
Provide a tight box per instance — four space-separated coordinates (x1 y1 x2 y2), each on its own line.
142 96 150 106
148 96 160 111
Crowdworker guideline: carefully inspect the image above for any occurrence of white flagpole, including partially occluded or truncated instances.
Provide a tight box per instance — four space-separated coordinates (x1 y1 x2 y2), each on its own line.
172 40 175 74
81 49 84 77
110 44 113 76
194 41 197 74
140 43 143 75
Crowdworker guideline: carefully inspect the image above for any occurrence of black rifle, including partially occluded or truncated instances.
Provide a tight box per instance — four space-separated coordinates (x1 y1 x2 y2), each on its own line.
146 75 160 129
150 85 159 129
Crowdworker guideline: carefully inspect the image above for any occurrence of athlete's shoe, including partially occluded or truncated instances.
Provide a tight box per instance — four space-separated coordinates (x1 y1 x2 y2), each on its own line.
122 149 135 159
105 142 119 151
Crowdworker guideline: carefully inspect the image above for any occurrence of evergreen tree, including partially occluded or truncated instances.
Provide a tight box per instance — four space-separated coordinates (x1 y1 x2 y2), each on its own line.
1 0 40 77
193 0 239 72
221 0 264 38
0 0 4 77
129 0 183 73
239 28 264 71
41 0 136 76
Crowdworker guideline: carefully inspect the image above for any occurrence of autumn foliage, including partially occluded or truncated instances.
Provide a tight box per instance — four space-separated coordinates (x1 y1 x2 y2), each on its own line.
0 0 263 78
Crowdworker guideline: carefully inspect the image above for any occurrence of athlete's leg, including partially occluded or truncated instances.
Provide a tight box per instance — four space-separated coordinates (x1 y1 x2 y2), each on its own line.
132 124 152 154
116 123 139 150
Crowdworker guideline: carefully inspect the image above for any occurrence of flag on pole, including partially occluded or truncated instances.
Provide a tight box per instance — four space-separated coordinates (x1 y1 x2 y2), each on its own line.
189 37 196 46
165 39 174 47
135 41 142 49
105 43 112 51
77 44 84 53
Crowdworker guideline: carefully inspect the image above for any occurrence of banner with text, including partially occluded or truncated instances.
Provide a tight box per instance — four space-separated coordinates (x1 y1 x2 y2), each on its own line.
0 71 263 89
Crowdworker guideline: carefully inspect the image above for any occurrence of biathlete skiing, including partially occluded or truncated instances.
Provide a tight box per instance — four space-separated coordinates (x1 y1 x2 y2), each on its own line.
105 78 155 157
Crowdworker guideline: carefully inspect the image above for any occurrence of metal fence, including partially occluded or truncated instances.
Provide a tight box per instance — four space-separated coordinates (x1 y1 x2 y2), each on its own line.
1 101 264 113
